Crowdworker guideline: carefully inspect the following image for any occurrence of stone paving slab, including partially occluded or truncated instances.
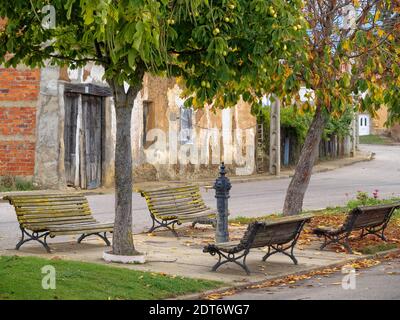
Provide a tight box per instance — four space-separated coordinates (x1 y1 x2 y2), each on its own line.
0 227 360 286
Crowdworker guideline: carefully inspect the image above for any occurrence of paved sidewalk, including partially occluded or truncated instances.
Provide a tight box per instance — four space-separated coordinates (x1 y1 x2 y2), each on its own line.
0 225 362 286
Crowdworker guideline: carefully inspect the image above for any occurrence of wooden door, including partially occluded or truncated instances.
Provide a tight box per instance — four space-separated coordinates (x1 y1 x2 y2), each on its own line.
82 95 104 189
64 93 79 186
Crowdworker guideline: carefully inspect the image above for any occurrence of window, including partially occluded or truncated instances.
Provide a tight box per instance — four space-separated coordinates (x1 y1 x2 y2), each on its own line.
180 106 194 144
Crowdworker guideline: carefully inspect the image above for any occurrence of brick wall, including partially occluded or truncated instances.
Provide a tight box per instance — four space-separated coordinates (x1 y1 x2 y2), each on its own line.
0 67 40 177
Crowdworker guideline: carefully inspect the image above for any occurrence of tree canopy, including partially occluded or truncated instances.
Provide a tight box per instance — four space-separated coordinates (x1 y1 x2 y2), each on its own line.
281 0 400 216
0 0 306 107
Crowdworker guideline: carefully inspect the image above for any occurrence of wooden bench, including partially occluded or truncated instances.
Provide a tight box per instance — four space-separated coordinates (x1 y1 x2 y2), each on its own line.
138 185 216 237
203 214 312 275
4 193 114 253
313 203 400 253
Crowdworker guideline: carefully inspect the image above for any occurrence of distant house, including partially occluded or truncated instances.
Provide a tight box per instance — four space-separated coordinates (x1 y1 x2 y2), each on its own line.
363 106 400 141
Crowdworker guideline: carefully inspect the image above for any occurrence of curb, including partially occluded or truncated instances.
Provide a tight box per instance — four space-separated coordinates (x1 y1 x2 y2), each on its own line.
171 247 400 300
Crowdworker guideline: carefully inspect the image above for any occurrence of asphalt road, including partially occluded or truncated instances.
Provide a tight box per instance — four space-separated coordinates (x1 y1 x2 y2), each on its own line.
0 144 399 249
223 257 400 300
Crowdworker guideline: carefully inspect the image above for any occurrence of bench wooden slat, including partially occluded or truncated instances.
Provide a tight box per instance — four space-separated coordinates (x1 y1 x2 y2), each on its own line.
147 195 203 205
142 185 199 194
15 211 92 219
313 203 400 253
151 203 208 214
16 212 92 219
174 210 217 221
48 222 114 232
25 221 98 231
241 215 313 248
5 196 89 203
203 215 312 274
15 207 91 214
13 201 89 208
149 197 204 208
21 216 96 225
143 190 199 198
4 193 114 252
51 227 114 236
139 185 216 235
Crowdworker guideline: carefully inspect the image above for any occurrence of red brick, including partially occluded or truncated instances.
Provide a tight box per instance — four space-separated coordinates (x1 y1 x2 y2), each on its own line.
0 141 35 176
0 66 38 177
0 68 40 101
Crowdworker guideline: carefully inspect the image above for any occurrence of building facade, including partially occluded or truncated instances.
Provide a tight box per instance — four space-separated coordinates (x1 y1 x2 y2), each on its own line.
0 63 257 189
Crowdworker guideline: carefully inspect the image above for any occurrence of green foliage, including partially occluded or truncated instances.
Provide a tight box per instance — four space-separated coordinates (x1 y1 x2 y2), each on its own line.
359 243 397 255
0 0 306 107
253 103 353 146
0 256 222 300
272 2 400 125
347 191 400 210
0 176 36 192
323 107 353 139
359 135 393 145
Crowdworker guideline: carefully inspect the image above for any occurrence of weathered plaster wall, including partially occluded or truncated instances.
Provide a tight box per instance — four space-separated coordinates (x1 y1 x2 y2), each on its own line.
372 106 390 135
34 64 66 188
34 64 257 188
141 78 257 180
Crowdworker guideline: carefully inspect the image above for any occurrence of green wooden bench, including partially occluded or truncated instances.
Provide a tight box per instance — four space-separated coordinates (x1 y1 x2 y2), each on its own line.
203 214 312 275
4 193 114 253
138 185 216 237
313 203 400 253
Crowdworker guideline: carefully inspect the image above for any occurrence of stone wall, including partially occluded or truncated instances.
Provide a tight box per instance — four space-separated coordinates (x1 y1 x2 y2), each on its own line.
391 124 400 142
33 65 66 188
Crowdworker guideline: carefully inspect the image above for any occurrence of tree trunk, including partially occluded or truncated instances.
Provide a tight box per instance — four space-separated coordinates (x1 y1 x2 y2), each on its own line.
110 82 141 256
283 106 328 216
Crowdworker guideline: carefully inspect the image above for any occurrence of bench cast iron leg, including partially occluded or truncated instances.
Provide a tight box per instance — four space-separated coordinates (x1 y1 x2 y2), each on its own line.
360 226 388 241
262 244 298 265
210 250 251 275
77 232 111 246
263 220 305 265
319 234 353 254
16 227 51 253
148 216 180 238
